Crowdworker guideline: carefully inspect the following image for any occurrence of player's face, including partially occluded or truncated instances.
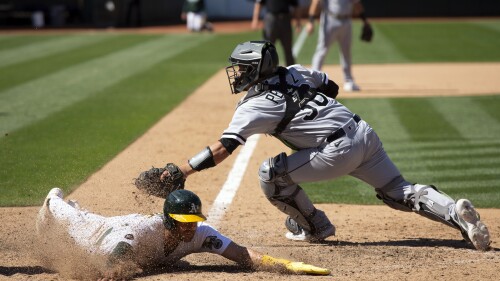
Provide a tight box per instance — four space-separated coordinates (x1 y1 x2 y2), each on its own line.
176 222 197 242
228 65 245 87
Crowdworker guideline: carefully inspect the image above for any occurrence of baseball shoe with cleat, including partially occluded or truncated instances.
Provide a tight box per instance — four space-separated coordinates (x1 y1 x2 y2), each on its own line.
286 223 335 242
455 199 490 251
343 81 360 92
36 187 64 233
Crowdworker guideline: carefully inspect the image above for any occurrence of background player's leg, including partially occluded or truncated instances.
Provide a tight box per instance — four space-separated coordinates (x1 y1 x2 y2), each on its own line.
337 20 357 91
312 14 338 70
277 14 295 66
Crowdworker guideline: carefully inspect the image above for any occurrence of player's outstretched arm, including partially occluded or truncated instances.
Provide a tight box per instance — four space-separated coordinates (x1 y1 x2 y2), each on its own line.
170 140 234 180
146 140 234 197
221 242 331 275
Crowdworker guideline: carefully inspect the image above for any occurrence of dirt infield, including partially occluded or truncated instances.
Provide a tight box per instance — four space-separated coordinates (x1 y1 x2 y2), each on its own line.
1 62 499 280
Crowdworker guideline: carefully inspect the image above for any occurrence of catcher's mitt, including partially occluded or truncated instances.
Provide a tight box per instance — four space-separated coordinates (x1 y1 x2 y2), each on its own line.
134 163 185 198
360 22 373 42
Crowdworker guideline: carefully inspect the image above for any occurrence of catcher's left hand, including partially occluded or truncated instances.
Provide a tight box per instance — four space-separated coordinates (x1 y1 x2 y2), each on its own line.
360 22 373 42
134 163 185 198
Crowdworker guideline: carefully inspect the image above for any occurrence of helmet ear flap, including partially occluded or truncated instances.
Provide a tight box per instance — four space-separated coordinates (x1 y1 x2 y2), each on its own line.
258 43 279 78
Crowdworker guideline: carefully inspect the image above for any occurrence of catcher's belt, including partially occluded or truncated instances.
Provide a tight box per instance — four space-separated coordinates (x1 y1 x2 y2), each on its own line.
326 114 362 143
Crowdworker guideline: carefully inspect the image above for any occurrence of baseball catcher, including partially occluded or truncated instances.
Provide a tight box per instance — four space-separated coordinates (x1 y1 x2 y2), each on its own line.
36 188 331 280
138 41 490 252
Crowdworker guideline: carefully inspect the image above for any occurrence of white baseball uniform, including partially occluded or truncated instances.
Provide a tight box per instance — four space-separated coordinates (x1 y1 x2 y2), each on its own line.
40 195 231 267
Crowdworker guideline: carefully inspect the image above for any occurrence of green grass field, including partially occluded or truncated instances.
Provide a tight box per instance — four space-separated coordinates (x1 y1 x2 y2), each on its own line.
1 19 499 207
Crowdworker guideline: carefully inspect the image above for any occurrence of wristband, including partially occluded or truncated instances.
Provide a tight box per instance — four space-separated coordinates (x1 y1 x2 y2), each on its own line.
308 15 314 23
188 146 216 171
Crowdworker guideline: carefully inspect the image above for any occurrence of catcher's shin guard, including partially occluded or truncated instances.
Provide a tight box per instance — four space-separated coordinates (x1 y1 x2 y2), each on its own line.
377 183 491 250
258 153 333 237
411 185 491 250
406 184 458 229
377 183 458 228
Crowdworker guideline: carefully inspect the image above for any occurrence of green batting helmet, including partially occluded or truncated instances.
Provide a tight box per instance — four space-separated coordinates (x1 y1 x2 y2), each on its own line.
163 190 207 230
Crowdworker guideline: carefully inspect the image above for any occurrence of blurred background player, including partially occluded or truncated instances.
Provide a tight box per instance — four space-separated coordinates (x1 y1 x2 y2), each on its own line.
181 0 213 32
307 0 371 92
251 0 302 66
36 188 330 280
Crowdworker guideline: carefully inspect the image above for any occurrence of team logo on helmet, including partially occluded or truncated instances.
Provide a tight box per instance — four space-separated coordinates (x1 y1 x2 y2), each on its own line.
189 202 200 214
163 190 206 227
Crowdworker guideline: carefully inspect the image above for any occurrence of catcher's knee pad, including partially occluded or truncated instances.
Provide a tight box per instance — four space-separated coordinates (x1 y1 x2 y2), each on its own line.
258 152 300 218
258 152 294 187
258 152 331 233
375 175 413 212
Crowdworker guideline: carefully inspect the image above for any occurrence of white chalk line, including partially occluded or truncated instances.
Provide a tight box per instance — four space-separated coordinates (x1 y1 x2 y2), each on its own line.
293 27 308 58
206 135 260 228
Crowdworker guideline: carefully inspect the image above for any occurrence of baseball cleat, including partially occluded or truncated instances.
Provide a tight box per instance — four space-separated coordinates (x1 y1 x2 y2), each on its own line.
47 187 64 200
36 187 64 233
285 224 335 242
343 81 360 92
455 199 490 251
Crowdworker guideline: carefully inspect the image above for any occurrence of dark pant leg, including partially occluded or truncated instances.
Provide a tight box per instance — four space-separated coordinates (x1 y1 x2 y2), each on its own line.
264 13 295 66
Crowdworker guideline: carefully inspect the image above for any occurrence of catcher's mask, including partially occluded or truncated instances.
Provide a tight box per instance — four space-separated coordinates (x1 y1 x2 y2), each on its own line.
163 190 206 230
225 40 279 94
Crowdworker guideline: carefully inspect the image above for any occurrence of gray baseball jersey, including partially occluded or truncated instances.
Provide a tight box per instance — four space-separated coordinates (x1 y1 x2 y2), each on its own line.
222 64 402 190
223 65 352 149
43 195 231 267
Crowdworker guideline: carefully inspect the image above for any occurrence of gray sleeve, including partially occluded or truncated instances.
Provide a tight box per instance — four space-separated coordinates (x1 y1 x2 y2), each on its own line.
311 69 329 87
222 96 285 144
287 65 328 89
